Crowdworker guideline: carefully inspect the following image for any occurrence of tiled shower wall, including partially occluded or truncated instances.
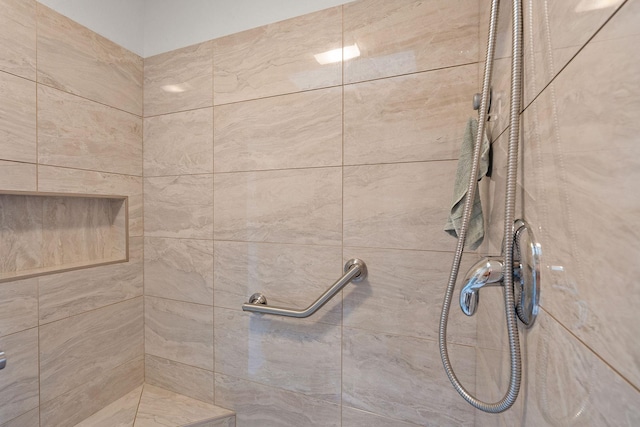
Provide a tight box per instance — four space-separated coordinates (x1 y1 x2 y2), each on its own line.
475 0 640 425
0 1 144 425
142 1 485 425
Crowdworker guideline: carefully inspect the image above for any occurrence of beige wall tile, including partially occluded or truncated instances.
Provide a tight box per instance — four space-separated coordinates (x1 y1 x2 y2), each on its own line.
144 41 213 117
38 165 143 236
214 168 342 245
0 161 36 192
37 85 142 176
343 0 478 84
213 241 343 324
342 327 475 426
344 65 476 165
145 296 214 370
39 237 143 324
215 374 340 426
342 407 420 427
0 72 36 163
0 0 36 79
145 354 214 404
0 195 43 275
143 107 213 176
39 357 143 427
144 237 213 305
214 87 342 172
0 278 38 337
0 328 39 425
36 4 142 115
213 7 342 105
0 408 39 427
39 297 143 402
343 162 457 251
215 307 341 403
144 174 214 239
73 385 142 427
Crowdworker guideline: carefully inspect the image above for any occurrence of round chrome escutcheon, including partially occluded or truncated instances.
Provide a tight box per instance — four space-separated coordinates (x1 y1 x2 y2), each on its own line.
513 219 541 328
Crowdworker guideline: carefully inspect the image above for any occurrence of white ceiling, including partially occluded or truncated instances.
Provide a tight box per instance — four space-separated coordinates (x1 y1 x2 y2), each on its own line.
38 0 355 58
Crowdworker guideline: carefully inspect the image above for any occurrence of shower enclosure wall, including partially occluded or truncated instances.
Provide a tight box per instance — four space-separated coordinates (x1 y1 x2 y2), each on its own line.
0 0 638 426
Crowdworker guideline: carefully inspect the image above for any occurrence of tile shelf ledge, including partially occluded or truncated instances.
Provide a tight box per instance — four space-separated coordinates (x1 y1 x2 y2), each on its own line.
0 190 129 283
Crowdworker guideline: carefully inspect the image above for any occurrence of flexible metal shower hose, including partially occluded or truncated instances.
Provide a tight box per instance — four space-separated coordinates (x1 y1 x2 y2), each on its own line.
438 0 524 413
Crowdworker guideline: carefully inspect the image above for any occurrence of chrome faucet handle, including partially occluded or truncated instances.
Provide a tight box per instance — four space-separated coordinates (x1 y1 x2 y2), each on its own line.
459 258 504 316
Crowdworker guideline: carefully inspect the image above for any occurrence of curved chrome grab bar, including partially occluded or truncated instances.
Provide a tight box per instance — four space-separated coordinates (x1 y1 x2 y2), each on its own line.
242 259 367 318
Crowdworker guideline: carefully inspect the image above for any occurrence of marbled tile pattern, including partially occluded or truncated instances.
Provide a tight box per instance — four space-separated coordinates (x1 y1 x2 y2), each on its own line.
0 328 39 425
144 174 213 239
215 374 340 427
214 168 341 245
215 307 341 403
213 241 343 324
144 237 213 305
74 385 142 427
145 354 215 404
38 237 143 324
144 41 213 117
0 0 36 79
143 107 213 176
0 408 39 427
40 357 144 427
214 87 342 172
0 195 43 275
38 165 143 236
344 64 476 165
213 7 342 105
342 327 475 426
343 0 479 84
39 297 143 402
342 406 420 427
0 161 36 192
37 4 142 115
343 161 457 251
0 71 36 163
38 85 142 176
0 278 38 337
145 296 214 370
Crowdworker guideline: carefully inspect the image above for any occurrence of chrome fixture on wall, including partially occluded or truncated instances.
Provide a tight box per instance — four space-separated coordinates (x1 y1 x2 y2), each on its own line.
242 259 367 318
0 351 6 370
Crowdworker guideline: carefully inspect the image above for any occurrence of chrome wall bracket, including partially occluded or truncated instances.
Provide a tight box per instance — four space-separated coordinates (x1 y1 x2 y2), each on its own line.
243 259 367 318
0 351 6 370
460 220 540 327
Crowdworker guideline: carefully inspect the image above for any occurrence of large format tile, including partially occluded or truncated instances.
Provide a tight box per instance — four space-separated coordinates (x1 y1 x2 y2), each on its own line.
342 327 475 426
213 241 343 325
0 195 43 275
342 406 420 427
0 0 36 79
344 65 476 165
214 87 342 172
145 354 214 404
342 248 477 346
0 161 36 192
0 408 39 427
0 278 37 337
0 328 39 425
214 307 341 403
213 7 342 105
343 161 457 251
145 296 214 371
74 385 142 427
37 85 142 176
39 297 144 403
38 237 143 324
144 237 213 305
144 41 213 117
215 374 340 427
40 357 144 427
0 71 36 163
214 168 341 245
37 4 142 115
38 165 143 236
343 0 478 84
143 107 213 176
144 174 213 239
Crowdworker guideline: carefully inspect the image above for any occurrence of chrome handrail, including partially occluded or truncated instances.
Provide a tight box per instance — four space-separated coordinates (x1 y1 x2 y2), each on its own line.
241 258 367 318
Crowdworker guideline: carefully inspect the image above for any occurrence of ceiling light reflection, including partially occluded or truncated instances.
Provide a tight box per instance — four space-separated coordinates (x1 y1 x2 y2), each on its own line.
314 44 360 65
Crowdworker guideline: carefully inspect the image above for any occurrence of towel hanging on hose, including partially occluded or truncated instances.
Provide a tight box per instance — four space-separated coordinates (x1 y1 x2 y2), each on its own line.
444 117 490 250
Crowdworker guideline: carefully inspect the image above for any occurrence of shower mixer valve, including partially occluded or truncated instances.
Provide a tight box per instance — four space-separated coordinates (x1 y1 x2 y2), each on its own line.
459 219 540 327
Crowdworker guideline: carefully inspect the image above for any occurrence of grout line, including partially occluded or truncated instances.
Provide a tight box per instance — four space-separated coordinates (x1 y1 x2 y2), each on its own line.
340 7 345 425
37 295 143 327
36 162 144 179
143 104 214 120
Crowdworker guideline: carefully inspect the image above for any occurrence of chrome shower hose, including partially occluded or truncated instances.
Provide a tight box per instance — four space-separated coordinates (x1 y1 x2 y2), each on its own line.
438 0 524 413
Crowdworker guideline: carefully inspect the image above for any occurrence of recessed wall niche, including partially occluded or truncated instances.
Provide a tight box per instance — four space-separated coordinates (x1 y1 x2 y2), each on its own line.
0 191 128 283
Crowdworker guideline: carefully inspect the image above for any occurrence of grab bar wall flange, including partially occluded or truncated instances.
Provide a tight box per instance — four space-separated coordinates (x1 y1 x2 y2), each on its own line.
242 258 367 318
